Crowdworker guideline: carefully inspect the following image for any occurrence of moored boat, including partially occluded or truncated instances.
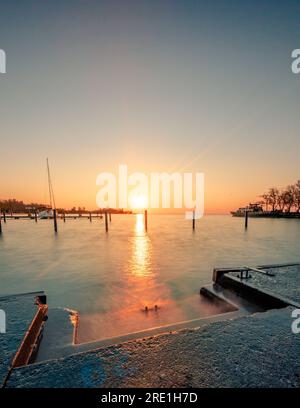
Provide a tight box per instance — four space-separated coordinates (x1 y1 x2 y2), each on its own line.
231 203 263 217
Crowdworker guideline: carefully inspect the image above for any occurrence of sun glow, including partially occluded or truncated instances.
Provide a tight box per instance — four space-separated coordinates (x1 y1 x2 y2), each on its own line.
129 193 148 210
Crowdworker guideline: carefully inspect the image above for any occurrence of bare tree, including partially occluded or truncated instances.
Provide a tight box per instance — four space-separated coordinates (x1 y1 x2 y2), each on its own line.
261 182 300 213
282 186 294 213
260 194 270 211
294 181 300 212
276 190 285 212
268 188 279 212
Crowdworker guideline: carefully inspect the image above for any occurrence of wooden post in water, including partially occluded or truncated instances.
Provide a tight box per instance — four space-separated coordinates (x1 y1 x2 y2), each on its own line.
109 212 111 222
53 209 58 233
105 211 108 232
63 212 66 222
144 209 148 231
0 216 2 235
3 212 6 223
89 212 92 222
192 210 195 230
34 210 38 223
245 210 248 229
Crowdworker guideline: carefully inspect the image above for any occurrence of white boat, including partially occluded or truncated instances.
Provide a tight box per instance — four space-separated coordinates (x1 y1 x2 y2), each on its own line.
38 209 54 219
231 203 264 217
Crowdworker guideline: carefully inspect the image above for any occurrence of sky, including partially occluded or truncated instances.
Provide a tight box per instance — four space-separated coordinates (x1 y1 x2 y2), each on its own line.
0 0 300 213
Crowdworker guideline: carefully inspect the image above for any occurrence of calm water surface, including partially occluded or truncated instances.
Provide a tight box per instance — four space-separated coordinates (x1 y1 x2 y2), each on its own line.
0 215 299 342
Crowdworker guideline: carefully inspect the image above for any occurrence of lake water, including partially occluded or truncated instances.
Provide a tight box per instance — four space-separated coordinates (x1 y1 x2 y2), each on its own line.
0 214 299 342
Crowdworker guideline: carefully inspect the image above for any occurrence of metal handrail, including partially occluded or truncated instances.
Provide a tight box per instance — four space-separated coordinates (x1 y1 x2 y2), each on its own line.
244 266 275 277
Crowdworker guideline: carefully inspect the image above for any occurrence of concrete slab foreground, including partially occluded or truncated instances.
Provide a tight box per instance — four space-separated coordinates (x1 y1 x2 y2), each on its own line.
6 307 300 388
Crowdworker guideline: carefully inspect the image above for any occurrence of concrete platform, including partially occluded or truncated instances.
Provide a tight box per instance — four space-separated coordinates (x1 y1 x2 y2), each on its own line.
213 263 300 309
6 307 300 388
3 263 300 388
35 307 77 362
0 292 45 387
227 264 300 307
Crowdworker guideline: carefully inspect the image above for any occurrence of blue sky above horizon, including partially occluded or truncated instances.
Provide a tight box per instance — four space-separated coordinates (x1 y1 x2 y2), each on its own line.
0 0 300 212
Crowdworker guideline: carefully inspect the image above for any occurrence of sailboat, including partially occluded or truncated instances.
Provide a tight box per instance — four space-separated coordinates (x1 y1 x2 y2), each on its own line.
39 159 56 219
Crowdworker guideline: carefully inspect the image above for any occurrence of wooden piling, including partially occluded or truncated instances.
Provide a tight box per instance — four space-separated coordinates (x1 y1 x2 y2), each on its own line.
192 210 195 230
89 212 92 222
34 211 38 223
3 212 6 223
109 212 111 222
245 210 248 229
144 209 148 231
0 216 2 235
53 209 58 233
105 211 108 232
63 212 66 222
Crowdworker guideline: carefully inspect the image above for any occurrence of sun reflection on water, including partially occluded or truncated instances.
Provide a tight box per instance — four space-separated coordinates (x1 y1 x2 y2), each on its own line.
126 214 174 314
78 215 213 343
130 213 152 277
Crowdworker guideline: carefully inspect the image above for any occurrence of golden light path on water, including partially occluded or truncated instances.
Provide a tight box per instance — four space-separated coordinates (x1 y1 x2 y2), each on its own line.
2 215 299 343
130 213 151 277
78 214 198 343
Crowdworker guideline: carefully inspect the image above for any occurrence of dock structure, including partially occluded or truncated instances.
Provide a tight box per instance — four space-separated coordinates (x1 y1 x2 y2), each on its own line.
0 213 110 220
1 263 300 388
206 263 300 311
4 303 300 388
0 292 47 388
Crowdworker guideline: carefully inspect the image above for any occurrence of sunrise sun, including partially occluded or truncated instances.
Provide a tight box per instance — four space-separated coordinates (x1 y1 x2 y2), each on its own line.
129 194 148 210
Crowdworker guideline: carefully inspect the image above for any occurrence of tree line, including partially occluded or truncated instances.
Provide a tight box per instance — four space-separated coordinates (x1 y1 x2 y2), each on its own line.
0 199 132 214
0 199 48 213
260 181 300 213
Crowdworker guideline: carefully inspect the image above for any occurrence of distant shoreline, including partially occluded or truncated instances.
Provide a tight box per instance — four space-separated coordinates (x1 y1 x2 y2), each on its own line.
232 212 300 219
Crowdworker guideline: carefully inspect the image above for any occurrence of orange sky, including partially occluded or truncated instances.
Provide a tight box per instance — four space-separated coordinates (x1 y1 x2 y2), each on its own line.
1 154 296 214
1 2 299 212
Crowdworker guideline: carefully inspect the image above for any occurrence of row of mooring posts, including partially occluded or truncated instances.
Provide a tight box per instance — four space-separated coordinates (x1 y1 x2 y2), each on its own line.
50 210 109 233
0 208 201 236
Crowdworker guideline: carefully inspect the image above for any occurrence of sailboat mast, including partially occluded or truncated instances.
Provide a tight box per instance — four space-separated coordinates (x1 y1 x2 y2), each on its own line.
46 158 56 210
47 158 52 209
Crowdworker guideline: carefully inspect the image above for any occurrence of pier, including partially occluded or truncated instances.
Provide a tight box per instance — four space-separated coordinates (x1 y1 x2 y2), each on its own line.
2 263 300 388
0 292 47 387
0 213 106 220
